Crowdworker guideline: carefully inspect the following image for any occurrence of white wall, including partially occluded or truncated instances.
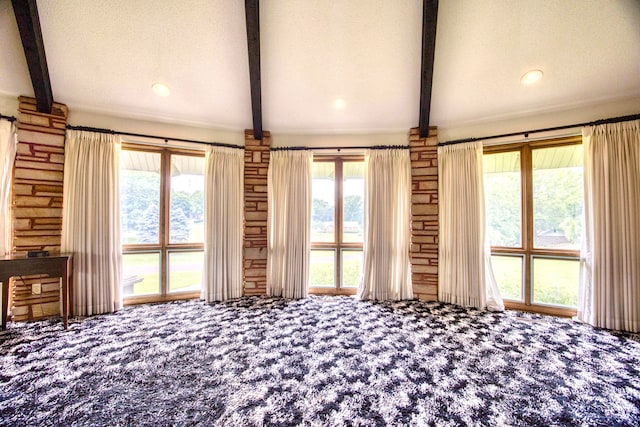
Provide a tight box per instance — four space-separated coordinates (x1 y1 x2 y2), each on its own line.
270 131 410 151
6 93 639 148
0 93 18 117
437 96 640 144
68 108 245 147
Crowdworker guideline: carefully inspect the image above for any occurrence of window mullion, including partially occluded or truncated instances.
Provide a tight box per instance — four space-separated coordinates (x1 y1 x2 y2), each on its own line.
522 145 533 306
335 159 343 289
160 150 171 296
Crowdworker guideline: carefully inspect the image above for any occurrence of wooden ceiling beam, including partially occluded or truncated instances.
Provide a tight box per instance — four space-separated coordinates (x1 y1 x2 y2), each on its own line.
418 0 438 138
245 0 263 140
11 0 53 114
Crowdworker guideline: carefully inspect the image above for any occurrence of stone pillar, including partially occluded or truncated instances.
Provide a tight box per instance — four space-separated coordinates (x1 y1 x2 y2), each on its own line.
243 130 270 296
11 96 68 321
409 127 439 301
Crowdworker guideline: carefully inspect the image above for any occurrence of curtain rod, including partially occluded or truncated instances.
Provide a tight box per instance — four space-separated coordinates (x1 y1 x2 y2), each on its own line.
65 125 244 150
0 114 17 122
270 145 410 152
438 113 640 147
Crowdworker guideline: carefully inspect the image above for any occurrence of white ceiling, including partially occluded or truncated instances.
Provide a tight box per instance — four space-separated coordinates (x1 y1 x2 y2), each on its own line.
1 0 639 135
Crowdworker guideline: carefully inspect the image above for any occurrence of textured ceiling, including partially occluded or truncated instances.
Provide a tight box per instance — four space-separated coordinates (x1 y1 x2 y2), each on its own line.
0 0 638 135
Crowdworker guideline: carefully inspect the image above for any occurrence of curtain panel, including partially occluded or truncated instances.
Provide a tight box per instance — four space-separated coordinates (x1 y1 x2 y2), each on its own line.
438 141 503 311
358 149 413 301
61 130 122 316
201 146 244 302
578 119 640 332
267 150 312 299
0 120 17 257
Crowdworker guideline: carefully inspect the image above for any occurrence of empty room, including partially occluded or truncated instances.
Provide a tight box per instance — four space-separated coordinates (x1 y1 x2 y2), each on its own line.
1 0 639 425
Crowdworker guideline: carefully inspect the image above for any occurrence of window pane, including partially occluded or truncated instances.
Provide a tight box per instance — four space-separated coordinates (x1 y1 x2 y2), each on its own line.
312 163 335 243
490 255 523 301
341 250 363 288
168 251 204 293
532 145 583 250
483 151 522 247
342 162 364 243
122 252 160 296
309 250 335 287
532 257 579 307
121 150 161 244
170 155 205 244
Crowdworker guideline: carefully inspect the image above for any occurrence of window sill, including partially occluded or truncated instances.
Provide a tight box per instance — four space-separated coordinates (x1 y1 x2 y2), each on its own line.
504 301 577 318
124 291 201 306
309 287 357 296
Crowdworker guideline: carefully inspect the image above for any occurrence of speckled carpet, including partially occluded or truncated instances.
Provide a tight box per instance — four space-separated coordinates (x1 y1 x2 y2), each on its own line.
1 296 639 426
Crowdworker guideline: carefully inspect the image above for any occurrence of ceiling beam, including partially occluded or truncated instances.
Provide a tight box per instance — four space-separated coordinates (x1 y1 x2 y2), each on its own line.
11 0 53 114
418 0 438 138
245 0 263 140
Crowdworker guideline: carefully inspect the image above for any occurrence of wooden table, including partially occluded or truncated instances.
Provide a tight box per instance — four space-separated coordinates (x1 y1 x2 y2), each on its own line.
0 254 73 330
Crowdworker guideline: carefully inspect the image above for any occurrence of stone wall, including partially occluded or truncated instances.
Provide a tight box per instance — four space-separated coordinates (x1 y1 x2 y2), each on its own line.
409 127 439 301
243 130 270 296
11 97 68 321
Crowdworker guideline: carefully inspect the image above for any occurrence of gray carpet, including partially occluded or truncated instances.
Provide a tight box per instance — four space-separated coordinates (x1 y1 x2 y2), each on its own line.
1 296 639 426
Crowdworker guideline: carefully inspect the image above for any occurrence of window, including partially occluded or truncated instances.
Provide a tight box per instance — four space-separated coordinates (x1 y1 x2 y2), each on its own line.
120 146 205 302
484 136 583 315
310 157 364 294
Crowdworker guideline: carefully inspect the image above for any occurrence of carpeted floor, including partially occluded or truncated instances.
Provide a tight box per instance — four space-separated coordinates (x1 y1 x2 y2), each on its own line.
1 296 639 426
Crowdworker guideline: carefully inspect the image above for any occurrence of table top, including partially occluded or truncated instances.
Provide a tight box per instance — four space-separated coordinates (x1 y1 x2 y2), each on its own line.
0 253 73 262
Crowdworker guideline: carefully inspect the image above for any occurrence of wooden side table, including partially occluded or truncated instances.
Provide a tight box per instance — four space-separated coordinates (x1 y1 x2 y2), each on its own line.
0 254 73 330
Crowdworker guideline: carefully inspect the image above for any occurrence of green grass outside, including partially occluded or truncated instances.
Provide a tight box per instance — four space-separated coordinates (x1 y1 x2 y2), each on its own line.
490 256 523 300
123 251 203 296
310 251 362 288
491 255 579 307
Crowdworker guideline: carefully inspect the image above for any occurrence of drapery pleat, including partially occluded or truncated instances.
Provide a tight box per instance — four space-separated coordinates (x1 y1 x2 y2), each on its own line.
201 146 244 302
267 150 312 299
61 130 122 316
358 149 413 301
0 120 17 257
578 119 639 332
438 141 504 311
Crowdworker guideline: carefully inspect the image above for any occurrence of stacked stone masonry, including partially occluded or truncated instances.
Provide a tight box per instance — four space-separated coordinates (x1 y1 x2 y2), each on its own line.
243 130 270 296
11 97 68 321
409 127 439 301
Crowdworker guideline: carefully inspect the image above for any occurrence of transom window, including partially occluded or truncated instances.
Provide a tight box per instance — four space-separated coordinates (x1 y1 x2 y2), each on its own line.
310 156 364 294
483 136 583 316
120 145 205 302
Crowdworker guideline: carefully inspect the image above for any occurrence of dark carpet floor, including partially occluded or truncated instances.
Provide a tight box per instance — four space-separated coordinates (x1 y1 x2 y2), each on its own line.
1 296 639 426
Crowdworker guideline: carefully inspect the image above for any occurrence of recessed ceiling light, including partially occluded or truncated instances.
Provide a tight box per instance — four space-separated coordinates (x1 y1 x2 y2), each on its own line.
520 69 544 86
332 98 346 110
152 83 171 97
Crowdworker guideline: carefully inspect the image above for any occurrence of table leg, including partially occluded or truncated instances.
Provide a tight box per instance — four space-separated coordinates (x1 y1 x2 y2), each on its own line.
62 264 69 330
1 277 8 330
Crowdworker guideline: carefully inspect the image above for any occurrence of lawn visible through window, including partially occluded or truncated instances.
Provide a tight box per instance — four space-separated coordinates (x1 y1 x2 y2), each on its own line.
122 252 160 296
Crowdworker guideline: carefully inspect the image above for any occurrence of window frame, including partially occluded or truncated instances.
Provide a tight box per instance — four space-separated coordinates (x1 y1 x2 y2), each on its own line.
484 135 582 317
310 155 364 295
121 143 204 305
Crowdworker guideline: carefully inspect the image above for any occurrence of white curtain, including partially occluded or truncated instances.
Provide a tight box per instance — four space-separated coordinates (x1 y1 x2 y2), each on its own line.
0 119 17 257
578 119 639 332
201 146 244 302
438 141 504 311
267 150 312 299
358 149 413 301
61 130 122 316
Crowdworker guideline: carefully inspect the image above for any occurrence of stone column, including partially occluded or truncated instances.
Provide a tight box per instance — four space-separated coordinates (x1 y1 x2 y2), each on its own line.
11 96 68 320
243 130 270 296
409 127 439 301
